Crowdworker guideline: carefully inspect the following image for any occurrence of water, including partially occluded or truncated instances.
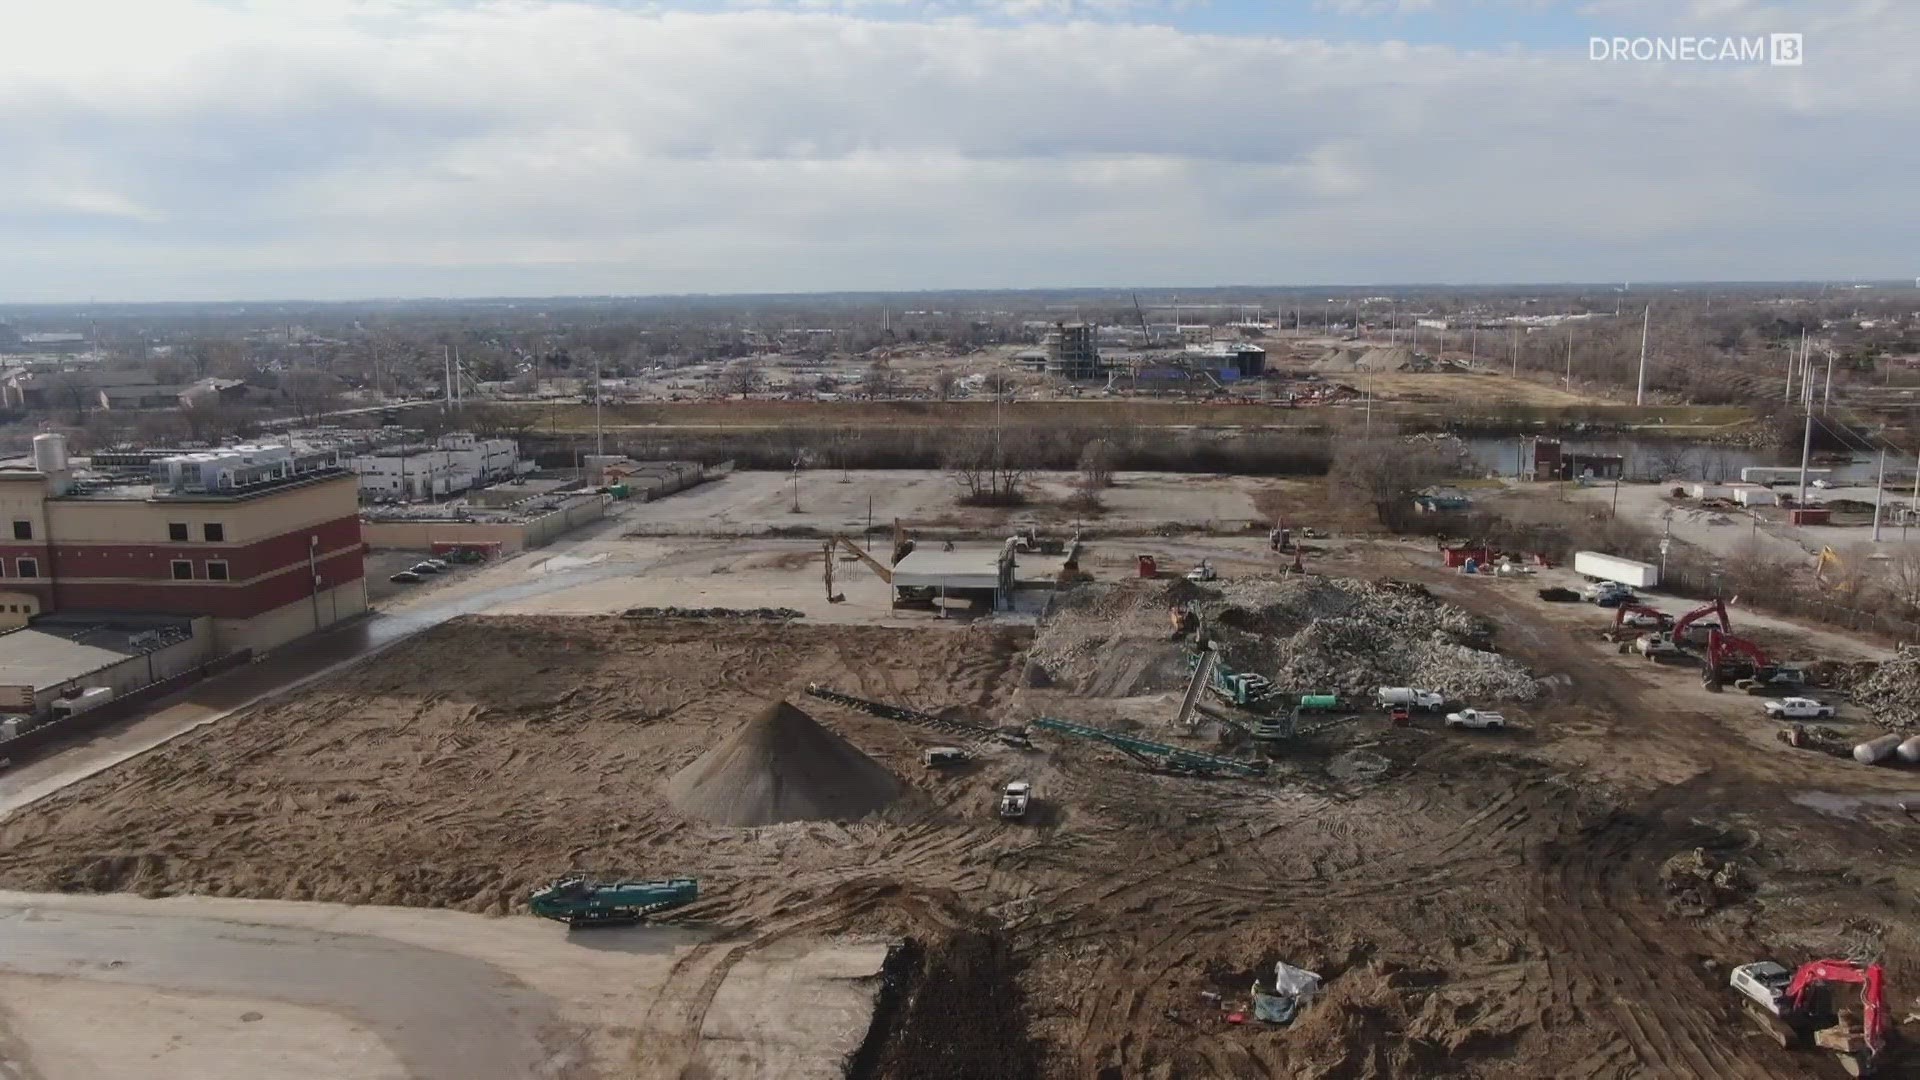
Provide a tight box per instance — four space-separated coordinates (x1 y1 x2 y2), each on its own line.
1460 437 1888 484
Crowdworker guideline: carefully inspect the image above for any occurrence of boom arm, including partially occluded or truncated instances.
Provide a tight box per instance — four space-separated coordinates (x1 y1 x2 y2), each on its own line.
1613 603 1670 628
1706 629 1771 673
1673 597 1730 643
829 534 893 585
1787 960 1887 1052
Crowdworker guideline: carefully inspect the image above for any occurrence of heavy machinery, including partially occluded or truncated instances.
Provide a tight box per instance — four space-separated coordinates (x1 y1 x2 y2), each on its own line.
803 684 1030 748
1732 958 1890 1076
1188 652 1285 710
1612 603 1674 632
1636 597 1732 658
1032 716 1269 777
528 876 698 928
998 780 1032 819
1702 628 1776 692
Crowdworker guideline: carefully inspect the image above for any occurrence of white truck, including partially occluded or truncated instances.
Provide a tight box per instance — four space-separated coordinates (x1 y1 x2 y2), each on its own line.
1185 560 1217 582
998 780 1032 820
1445 709 1506 730
1763 697 1836 720
1376 686 1445 712
1581 580 1634 604
49 686 114 720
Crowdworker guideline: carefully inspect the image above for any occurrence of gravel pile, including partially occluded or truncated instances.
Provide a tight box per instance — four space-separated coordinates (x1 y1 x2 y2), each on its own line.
1843 646 1920 729
666 700 902 826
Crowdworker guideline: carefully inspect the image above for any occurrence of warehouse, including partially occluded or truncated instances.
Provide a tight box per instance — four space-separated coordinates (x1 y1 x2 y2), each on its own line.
0 612 212 719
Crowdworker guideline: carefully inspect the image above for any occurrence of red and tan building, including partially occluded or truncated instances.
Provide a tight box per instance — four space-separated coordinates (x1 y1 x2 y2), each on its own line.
0 438 366 653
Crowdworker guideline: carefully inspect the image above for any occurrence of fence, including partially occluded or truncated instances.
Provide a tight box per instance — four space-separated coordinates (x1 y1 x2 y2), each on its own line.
0 649 254 759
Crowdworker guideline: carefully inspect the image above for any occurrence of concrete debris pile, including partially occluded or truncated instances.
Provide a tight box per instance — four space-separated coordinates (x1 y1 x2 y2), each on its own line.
1659 847 1750 915
1030 576 1539 703
1206 578 1540 702
1838 646 1920 730
622 606 805 621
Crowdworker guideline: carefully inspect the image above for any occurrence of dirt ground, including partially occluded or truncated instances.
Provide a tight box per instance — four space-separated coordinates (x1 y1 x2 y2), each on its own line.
4 538 1920 1078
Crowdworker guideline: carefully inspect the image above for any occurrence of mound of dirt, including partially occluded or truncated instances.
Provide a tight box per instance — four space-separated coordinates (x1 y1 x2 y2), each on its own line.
667 700 902 826
1312 345 1415 374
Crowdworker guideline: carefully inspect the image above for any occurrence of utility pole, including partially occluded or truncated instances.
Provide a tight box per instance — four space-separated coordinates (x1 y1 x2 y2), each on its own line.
1510 325 1518 377
1634 304 1651 406
1796 390 1815 508
1872 449 1887 542
443 346 452 410
1564 322 1574 385
1784 332 1801 405
1823 345 1834 414
593 352 604 458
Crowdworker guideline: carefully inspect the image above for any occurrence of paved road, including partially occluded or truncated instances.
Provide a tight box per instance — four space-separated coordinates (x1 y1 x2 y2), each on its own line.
0 901 567 1080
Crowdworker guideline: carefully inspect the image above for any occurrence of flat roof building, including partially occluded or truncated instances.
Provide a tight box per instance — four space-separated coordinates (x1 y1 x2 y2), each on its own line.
0 434 366 653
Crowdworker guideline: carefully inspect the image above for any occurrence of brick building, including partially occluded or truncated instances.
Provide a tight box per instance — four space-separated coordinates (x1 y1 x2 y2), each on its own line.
0 436 366 652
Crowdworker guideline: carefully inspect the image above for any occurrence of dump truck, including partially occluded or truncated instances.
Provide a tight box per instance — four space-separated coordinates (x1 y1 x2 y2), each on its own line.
528 876 698 928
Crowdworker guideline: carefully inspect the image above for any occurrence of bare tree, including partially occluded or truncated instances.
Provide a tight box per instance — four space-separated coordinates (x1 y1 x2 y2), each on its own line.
49 372 94 421
932 371 959 402
716 359 763 399
1077 438 1117 490
1330 437 1464 528
945 427 1032 506
281 370 343 423
860 361 899 399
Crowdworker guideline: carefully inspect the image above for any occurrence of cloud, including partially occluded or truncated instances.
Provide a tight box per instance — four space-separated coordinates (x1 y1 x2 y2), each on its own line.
0 0 1913 300
1315 0 1436 15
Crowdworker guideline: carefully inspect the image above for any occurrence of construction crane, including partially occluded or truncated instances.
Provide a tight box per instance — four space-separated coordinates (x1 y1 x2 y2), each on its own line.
1734 958 1889 1076
1031 716 1268 777
1133 292 1154 347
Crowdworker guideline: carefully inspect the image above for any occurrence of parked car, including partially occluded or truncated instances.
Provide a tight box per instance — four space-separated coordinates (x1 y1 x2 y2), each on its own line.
1619 610 1672 630
422 558 451 572
1581 581 1633 604
1763 697 1836 720
389 571 423 584
410 561 442 575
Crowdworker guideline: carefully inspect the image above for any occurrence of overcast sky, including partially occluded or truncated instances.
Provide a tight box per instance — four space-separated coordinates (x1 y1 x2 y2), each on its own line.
2 0 1913 302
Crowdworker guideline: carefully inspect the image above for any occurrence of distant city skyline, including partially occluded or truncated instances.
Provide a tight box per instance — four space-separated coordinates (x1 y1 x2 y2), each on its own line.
3 0 1911 303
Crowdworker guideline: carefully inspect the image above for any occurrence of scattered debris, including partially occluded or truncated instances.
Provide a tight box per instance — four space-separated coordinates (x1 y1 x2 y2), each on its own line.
622 606 805 620
1659 847 1751 915
1834 646 1920 730
1252 961 1323 1025
1537 586 1581 602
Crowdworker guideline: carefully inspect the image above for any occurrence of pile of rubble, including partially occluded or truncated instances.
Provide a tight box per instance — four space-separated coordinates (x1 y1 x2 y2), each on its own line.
1840 646 1920 730
621 606 805 621
1205 578 1540 702
1660 847 1750 915
1030 576 1540 703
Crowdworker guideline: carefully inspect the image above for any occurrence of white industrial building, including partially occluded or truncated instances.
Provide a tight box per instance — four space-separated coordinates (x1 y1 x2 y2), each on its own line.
350 432 530 501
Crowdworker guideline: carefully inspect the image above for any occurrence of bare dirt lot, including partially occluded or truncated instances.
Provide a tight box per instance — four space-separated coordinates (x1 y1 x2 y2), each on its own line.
3 557 1920 1078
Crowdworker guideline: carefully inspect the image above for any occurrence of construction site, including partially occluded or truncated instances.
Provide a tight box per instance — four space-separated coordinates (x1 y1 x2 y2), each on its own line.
0 497 1917 1080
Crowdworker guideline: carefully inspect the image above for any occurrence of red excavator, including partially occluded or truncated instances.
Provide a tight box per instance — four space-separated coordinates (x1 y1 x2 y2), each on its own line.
1702 628 1772 691
1672 596 1731 646
1732 958 1891 1076
1611 603 1674 634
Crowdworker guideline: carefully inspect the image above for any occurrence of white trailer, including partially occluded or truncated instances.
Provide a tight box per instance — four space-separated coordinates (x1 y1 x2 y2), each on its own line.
1740 466 1830 486
1572 551 1658 589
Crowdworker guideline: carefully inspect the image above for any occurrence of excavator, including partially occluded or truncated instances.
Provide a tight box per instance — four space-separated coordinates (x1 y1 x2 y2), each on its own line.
1700 628 1808 693
1634 597 1730 659
528 875 698 928
1732 958 1892 1076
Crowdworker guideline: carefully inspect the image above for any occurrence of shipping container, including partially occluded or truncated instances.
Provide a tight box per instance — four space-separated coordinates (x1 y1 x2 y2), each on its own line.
1573 551 1659 589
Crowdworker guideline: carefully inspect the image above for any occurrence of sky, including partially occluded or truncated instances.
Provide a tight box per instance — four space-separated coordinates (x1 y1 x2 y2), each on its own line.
1 0 1914 302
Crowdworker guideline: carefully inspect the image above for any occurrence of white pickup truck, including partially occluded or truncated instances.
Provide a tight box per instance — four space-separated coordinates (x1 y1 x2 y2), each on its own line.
1445 709 1506 730
998 780 1032 820
1762 697 1836 720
